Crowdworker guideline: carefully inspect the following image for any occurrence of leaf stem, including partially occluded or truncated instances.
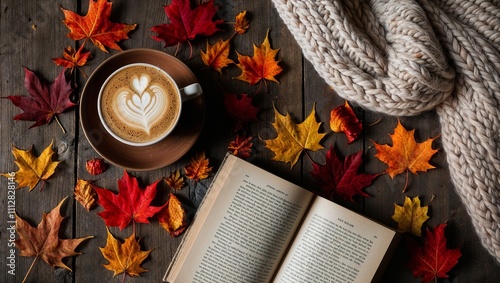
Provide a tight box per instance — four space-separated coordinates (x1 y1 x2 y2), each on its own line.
402 169 409 193
121 271 126 283
54 115 67 133
22 255 39 283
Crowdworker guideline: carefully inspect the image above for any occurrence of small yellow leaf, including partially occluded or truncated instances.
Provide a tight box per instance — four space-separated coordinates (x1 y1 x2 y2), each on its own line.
234 11 250 34
392 196 430 237
264 104 325 168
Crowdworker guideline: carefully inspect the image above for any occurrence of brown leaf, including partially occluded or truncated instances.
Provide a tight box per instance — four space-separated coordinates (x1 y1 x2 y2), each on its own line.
158 193 188 237
100 228 152 277
165 170 185 190
74 179 98 211
185 152 212 182
15 197 92 281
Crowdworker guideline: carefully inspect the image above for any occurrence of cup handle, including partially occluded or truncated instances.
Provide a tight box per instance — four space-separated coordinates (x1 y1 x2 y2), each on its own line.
179 83 203 102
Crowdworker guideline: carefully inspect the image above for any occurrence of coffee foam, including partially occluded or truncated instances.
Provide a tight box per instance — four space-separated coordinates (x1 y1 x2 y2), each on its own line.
100 65 181 144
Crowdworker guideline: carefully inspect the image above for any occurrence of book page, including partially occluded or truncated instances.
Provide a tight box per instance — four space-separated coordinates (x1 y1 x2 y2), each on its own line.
165 154 314 282
273 197 397 283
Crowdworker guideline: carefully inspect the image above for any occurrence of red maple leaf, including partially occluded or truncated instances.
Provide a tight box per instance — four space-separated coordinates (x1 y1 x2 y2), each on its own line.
4 67 76 132
408 224 462 283
224 92 258 132
310 145 380 202
151 0 223 56
94 170 166 230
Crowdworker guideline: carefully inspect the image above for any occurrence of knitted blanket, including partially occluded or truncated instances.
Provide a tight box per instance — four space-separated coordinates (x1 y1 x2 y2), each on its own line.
271 0 500 262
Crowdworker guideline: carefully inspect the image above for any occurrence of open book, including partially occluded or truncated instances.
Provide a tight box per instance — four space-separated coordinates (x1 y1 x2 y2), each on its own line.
164 154 400 283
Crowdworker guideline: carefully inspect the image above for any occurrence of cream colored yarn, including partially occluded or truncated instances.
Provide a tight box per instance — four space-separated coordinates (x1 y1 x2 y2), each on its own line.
272 0 500 261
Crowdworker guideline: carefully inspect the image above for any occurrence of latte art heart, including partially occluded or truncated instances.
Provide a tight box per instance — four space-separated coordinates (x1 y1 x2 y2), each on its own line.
115 75 169 134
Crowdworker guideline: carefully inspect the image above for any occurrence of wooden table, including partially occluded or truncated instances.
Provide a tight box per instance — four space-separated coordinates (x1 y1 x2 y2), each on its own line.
1 1 499 282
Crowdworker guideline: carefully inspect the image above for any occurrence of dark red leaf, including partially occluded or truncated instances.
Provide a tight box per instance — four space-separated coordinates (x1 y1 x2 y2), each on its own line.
224 92 258 132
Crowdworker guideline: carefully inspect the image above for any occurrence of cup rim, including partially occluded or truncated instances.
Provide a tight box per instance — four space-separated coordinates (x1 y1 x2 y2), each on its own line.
97 62 183 147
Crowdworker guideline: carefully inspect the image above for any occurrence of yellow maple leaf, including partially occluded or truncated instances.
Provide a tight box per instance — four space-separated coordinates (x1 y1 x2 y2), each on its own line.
201 38 234 73
99 228 152 277
234 30 282 85
372 119 438 192
264 104 326 168
392 196 430 237
2 140 60 191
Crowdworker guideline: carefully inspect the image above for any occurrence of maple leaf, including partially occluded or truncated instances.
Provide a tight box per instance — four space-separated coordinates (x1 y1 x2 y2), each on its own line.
228 135 253 159
185 152 212 182
94 170 166 230
408 224 461 283
74 179 98 211
201 38 234 73
100 228 152 277
264 104 326 168
165 170 185 190
234 11 250 34
52 45 91 74
330 101 362 144
223 92 259 132
372 119 438 192
157 193 188 237
234 30 282 86
392 196 429 237
15 197 92 282
4 67 76 132
61 0 137 53
1 141 60 191
151 0 223 57
311 145 380 202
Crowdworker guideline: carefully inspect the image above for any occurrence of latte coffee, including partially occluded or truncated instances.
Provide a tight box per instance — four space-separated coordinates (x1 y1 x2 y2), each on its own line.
99 64 181 145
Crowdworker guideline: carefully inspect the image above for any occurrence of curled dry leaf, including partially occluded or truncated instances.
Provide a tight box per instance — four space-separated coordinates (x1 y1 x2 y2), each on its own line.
234 11 250 34
86 158 107 175
158 193 188 237
330 101 362 144
392 196 429 237
263 104 325 168
100 228 152 277
228 135 253 159
1 140 60 191
165 170 185 190
185 152 212 182
15 197 92 281
74 179 98 211
201 38 234 73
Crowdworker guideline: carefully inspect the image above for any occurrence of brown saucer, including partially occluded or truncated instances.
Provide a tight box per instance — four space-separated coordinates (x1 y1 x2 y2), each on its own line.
80 49 204 171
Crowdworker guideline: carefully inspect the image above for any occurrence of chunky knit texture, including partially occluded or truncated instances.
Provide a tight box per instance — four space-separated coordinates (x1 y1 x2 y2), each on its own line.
272 0 500 262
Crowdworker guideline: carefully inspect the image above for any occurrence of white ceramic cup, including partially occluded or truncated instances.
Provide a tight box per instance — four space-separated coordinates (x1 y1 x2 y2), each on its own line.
97 63 202 146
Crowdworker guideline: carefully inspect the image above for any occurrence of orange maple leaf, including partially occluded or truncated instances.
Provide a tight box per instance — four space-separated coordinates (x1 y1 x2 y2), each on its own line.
201 38 234 73
234 30 282 86
61 0 136 53
52 46 91 74
372 119 438 192
15 197 92 281
185 152 212 182
228 135 253 158
234 11 250 34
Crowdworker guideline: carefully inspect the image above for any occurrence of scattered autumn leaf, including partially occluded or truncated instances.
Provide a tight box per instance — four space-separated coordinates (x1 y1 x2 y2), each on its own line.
311 145 380 202
372 119 438 192
100 228 152 278
157 193 188 237
185 152 212 182
330 101 362 144
201 38 234 73
408 224 461 283
234 11 250 34
74 179 99 211
392 196 429 237
228 135 253 158
165 170 185 190
1 140 60 191
15 197 92 282
86 158 107 175
61 0 136 53
224 92 258 132
52 45 91 74
94 170 166 230
4 67 75 132
264 104 325 168
234 30 282 85
151 0 223 57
